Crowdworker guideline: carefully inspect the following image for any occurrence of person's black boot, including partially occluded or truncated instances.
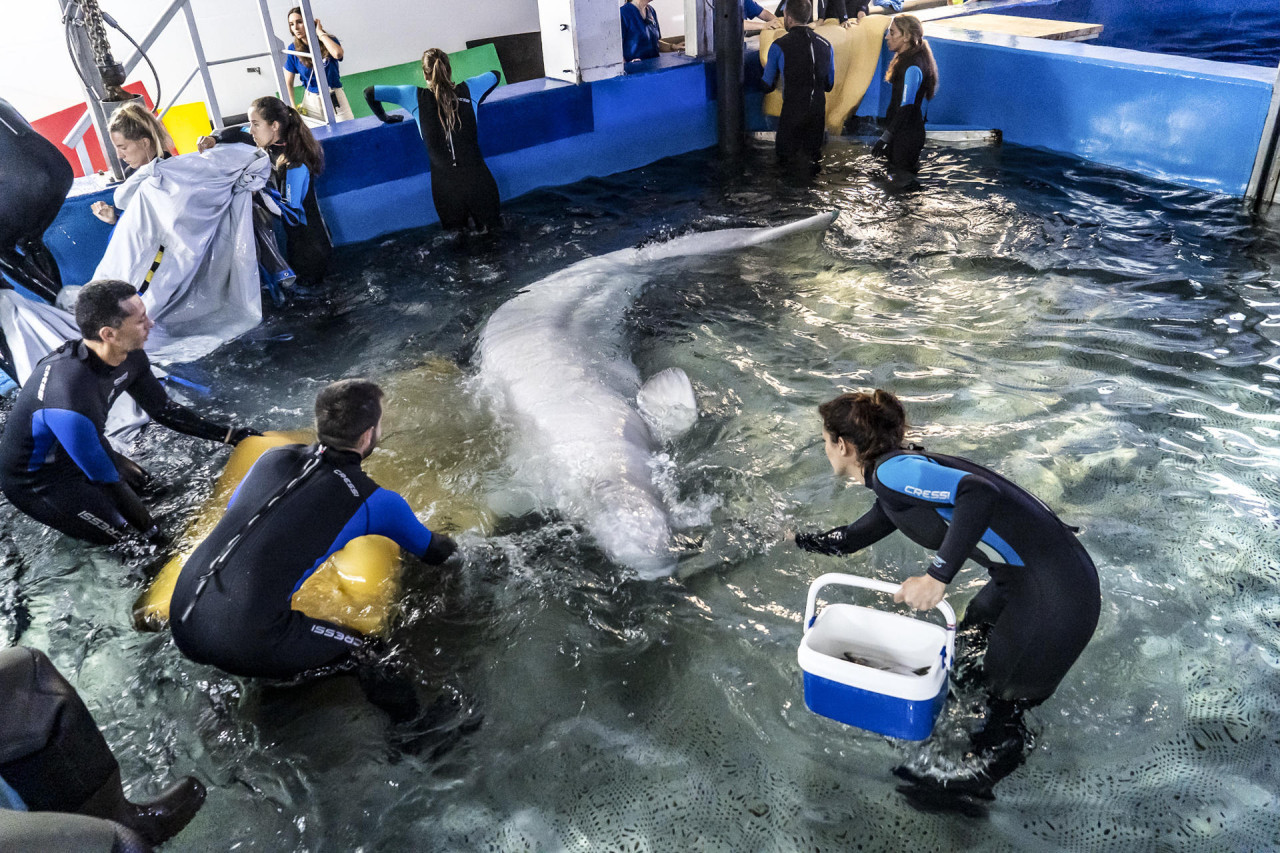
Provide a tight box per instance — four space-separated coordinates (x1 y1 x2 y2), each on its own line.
75 768 207 846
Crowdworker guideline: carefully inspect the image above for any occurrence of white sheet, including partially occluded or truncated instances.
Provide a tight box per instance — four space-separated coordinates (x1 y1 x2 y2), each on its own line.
92 143 270 364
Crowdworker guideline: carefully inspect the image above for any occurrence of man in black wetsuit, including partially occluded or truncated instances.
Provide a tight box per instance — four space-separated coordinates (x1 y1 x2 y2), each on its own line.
0 279 258 545
760 0 837 167
169 379 458 726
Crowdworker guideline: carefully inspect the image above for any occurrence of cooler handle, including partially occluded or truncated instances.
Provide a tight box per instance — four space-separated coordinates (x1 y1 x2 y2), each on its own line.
803 572 957 669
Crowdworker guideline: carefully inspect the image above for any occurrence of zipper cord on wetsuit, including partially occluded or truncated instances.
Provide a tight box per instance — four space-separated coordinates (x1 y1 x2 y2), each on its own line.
176 444 329 625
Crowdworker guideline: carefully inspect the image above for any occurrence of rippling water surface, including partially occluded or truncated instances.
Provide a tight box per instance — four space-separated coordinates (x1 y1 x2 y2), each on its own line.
3 141 1280 851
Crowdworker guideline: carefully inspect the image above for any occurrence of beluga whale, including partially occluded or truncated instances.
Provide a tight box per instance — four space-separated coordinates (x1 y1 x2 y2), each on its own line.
477 211 837 578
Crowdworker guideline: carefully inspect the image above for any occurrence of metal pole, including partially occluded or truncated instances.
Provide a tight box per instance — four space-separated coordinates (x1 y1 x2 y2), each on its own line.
714 0 744 158
59 0 126 180
298 0 336 127
181 1 224 131
1246 66 1280 211
256 0 294 111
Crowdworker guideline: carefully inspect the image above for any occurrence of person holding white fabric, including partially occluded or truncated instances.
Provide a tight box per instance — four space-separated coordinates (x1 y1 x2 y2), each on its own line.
89 119 271 363
90 104 174 226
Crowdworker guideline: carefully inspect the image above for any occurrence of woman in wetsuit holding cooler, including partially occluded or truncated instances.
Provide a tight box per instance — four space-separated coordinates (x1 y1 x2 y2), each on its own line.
793 390 1101 798
364 49 502 232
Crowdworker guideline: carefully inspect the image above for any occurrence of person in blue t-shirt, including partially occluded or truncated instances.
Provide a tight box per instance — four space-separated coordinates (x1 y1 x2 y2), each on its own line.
282 6 353 121
791 389 1101 799
744 0 782 30
364 49 502 232
621 0 662 62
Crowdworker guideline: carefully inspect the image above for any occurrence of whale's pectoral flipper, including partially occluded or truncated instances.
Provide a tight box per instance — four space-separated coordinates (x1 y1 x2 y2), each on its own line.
637 367 698 442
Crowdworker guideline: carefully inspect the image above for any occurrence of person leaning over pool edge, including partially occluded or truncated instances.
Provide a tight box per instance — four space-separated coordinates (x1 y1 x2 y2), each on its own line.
169 379 458 730
0 279 260 546
364 49 502 232
790 389 1101 798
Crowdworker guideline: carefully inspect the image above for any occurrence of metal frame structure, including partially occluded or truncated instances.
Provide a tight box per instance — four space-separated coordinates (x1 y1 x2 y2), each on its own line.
1246 66 1280 211
60 0 337 183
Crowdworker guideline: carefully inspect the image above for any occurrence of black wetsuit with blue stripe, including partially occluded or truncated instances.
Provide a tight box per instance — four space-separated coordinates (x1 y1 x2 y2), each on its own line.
369 73 502 230
797 448 1100 704
0 341 232 544
761 26 836 164
170 443 455 679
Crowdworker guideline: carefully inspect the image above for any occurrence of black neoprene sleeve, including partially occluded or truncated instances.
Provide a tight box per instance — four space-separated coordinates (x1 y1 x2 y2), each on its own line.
795 501 898 555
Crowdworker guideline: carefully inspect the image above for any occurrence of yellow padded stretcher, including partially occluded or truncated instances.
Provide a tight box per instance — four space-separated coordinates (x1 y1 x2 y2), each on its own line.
760 16 892 133
132 431 403 637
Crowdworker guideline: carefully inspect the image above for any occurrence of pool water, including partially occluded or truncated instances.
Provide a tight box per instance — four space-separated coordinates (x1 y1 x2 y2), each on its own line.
3 140 1280 851
987 0 1280 66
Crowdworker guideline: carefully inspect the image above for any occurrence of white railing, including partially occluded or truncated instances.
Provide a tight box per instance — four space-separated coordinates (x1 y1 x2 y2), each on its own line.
61 0 336 181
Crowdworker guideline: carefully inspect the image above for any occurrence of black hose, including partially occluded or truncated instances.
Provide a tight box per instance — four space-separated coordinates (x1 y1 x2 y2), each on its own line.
100 10 162 112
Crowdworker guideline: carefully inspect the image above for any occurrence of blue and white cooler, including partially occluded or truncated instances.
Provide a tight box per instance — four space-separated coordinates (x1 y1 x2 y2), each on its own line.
798 573 956 741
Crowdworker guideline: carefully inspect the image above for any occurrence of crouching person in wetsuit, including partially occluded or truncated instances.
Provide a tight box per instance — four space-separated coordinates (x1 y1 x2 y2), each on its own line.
761 0 836 169
168 379 459 735
792 390 1101 800
0 279 259 546
0 646 206 851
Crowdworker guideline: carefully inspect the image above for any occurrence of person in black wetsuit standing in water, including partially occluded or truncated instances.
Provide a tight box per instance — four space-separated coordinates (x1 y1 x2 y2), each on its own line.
760 0 836 169
169 379 462 737
365 49 502 232
791 390 1101 800
873 15 938 187
0 279 259 546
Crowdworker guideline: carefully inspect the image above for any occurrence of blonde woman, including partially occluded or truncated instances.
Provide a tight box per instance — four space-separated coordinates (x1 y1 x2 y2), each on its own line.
363 50 501 231
90 103 175 224
873 15 939 182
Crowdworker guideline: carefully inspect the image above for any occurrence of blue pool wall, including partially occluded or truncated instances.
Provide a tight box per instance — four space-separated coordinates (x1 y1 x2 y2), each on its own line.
42 55 717 289
922 32 1275 195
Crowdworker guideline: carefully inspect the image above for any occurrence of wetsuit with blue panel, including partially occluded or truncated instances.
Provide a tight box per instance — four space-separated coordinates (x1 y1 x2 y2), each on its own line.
170 442 456 679
620 2 662 61
216 127 332 286
762 25 836 164
0 341 240 544
365 73 502 231
877 56 929 175
796 448 1100 705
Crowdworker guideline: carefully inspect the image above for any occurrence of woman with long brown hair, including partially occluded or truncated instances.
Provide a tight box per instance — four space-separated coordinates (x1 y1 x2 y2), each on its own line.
792 389 1100 798
872 14 939 184
364 49 502 231
199 96 331 288
282 7 354 121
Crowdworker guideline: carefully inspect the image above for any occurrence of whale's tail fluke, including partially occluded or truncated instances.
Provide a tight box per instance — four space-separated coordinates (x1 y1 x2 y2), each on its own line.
637 367 698 442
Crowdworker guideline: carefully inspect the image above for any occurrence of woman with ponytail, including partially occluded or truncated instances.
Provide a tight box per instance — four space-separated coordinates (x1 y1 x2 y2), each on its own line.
199 96 332 287
872 15 938 184
90 103 175 224
792 389 1100 798
363 49 502 231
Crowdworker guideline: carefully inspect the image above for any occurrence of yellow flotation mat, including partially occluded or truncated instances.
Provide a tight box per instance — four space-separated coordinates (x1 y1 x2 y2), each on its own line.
133 357 496 636
760 16 892 133
132 431 405 636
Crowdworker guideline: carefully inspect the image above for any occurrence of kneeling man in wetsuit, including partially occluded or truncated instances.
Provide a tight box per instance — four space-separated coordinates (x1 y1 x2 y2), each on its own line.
169 379 457 724
0 279 258 545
